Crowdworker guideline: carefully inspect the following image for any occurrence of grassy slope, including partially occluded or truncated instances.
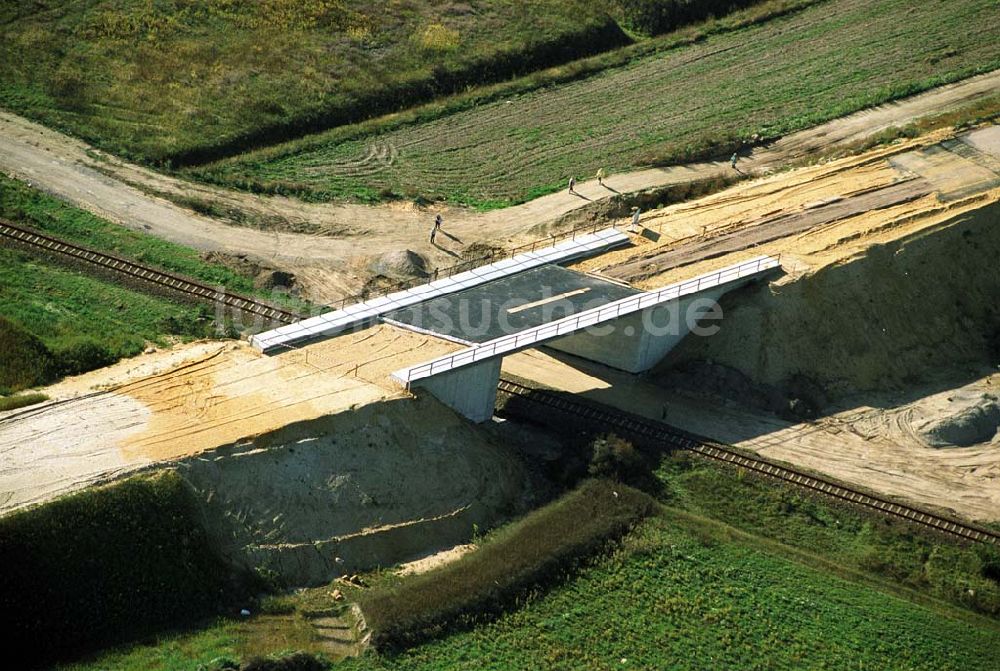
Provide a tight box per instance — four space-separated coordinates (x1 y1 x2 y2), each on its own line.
204 0 1000 207
59 462 1000 670
0 246 221 392
658 457 1000 617
0 176 307 391
0 247 214 354
0 472 241 668
342 516 1000 671
0 1 620 163
0 315 55 392
360 480 653 650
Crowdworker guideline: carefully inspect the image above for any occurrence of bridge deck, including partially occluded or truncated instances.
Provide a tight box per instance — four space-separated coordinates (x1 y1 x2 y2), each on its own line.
250 227 629 353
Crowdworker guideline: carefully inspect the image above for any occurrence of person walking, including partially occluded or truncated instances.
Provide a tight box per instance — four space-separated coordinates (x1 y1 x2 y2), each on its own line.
730 151 739 170
596 168 605 187
430 214 441 244
629 206 641 232
568 176 576 194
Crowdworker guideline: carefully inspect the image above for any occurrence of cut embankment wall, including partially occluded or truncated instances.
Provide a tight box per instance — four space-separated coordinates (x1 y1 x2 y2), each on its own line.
180 395 541 586
662 200 1000 402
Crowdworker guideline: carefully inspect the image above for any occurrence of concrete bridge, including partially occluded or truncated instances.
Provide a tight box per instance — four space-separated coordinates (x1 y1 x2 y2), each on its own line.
391 256 780 421
250 227 780 423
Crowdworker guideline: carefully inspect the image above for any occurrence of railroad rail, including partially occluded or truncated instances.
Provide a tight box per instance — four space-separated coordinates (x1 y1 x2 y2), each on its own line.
0 219 299 325
496 377 1000 546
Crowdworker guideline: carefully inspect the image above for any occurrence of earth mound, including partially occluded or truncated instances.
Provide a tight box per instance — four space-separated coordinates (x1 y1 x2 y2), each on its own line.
917 393 1000 448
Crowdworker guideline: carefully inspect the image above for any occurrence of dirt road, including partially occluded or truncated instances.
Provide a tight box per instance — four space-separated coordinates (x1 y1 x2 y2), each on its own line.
1 69 998 302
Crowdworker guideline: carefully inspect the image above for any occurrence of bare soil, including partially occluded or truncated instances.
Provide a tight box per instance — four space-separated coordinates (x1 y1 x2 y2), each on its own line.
0 325 459 513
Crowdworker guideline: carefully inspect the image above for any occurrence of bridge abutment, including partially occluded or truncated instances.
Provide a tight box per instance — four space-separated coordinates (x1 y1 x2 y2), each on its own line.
547 287 727 373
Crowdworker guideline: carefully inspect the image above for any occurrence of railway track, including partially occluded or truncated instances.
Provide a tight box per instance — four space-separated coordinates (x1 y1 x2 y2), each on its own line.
0 219 299 325
497 377 1000 546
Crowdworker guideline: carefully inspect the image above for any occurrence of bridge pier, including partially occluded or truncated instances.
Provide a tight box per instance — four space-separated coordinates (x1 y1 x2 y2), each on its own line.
412 358 502 423
393 257 780 423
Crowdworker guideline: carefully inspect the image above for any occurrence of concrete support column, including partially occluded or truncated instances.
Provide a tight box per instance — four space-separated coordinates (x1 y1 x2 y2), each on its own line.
547 286 728 373
412 358 503 423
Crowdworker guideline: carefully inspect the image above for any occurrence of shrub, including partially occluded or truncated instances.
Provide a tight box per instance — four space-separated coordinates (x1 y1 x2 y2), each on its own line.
360 479 654 650
0 315 57 392
589 434 646 481
241 652 328 671
0 392 49 412
615 0 766 35
50 337 118 377
978 544 1000 584
0 472 246 668
417 23 460 52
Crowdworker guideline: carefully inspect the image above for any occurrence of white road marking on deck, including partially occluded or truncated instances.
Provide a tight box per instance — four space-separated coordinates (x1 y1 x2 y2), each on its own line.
506 288 591 314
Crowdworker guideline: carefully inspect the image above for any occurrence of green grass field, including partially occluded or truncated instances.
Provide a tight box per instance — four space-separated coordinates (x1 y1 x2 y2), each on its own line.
0 1 625 164
0 246 217 390
199 0 1000 207
658 457 1000 617
341 516 1000 671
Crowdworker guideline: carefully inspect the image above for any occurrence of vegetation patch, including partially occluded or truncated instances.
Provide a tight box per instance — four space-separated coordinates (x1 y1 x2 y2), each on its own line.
0 1 630 164
359 479 654 650
615 0 767 35
657 454 1000 617
0 246 220 390
0 471 247 669
0 314 57 392
0 391 49 412
0 168 316 383
202 0 1000 207
48 453 1000 669
821 92 1000 161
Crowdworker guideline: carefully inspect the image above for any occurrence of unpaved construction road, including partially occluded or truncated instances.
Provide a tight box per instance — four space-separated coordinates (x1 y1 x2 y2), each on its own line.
1 70 998 302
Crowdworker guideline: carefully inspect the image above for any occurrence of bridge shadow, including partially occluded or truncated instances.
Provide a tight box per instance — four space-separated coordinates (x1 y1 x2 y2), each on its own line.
506 343 996 452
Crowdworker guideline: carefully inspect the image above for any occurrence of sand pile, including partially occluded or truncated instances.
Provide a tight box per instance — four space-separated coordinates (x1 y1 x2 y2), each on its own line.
914 392 1000 448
